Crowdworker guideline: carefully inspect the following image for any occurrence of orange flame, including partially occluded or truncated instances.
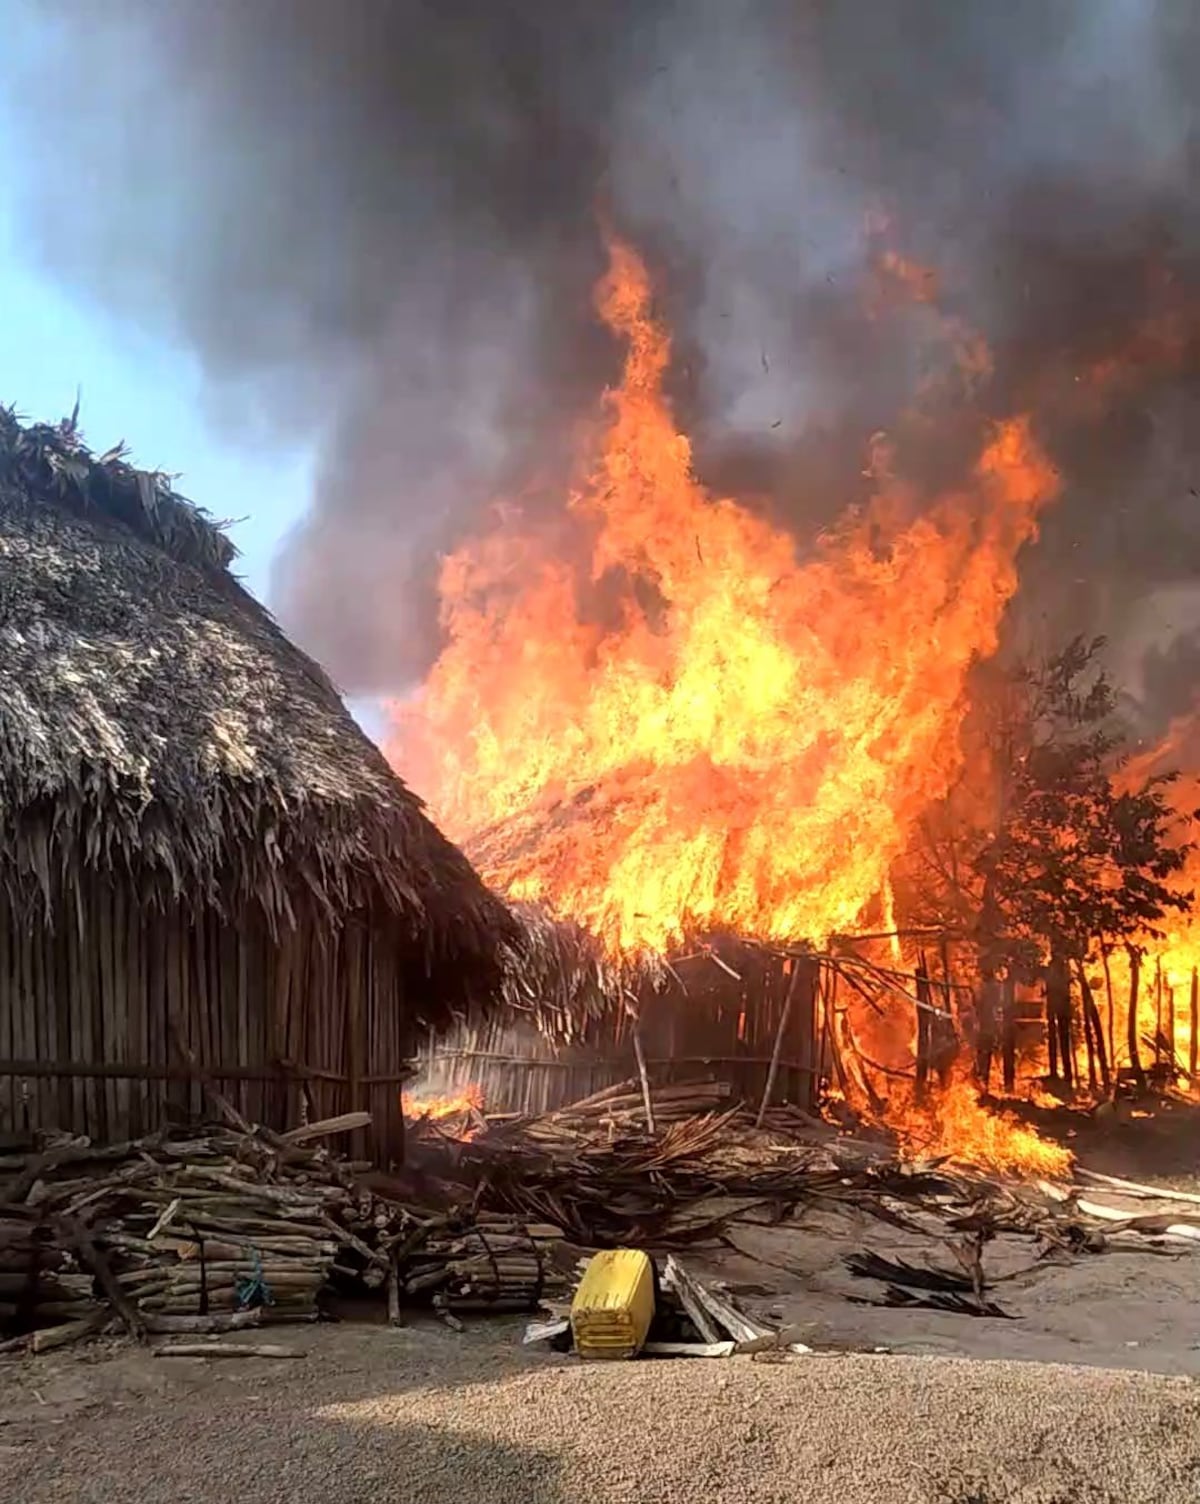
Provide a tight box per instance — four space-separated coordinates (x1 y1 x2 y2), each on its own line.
392 233 1060 958
402 1083 484 1123
895 1074 1072 1179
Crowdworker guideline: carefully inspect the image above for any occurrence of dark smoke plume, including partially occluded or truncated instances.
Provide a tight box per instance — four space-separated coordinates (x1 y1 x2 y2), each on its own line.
7 1 1200 721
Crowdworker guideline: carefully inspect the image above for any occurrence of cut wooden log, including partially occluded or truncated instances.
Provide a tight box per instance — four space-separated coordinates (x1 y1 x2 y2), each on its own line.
60 1217 147 1341
30 1311 109 1353
142 1310 264 1335
1075 1169 1200 1208
281 1113 372 1145
661 1256 776 1352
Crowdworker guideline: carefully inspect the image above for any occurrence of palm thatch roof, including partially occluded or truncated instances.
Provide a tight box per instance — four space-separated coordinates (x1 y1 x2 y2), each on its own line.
0 407 515 1013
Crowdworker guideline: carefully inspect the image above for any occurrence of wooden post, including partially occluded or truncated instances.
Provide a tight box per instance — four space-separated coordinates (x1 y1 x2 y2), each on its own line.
914 954 932 1103
1101 945 1116 1071
1046 952 1073 1091
1154 958 1164 1071
975 972 999 1089
756 958 805 1127
1166 983 1177 1078
622 995 655 1134
1126 946 1145 1092
817 965 835 1106
1000 974 1018 1093
1076 961 1110 1095
630 1018 655 1135
1191 968 1198 1082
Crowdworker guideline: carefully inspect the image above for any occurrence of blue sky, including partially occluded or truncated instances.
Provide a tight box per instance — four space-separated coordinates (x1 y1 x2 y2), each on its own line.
0 238 314 606
0 18 313 610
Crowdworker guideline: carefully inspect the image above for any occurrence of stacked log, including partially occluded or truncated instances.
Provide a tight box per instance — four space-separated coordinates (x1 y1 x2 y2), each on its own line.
402 1214 563 1316
0 1210 94 1333
517 1079 734 1145
0 1120 567 1346
103 1181 336 1324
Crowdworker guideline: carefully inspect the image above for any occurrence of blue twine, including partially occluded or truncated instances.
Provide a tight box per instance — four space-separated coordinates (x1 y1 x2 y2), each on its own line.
234 1247 274 1311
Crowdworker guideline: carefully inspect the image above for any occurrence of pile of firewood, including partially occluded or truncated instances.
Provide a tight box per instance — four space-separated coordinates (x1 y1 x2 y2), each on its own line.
522 1079 735 1139
0 1116 567 1351
0 1208 95 1348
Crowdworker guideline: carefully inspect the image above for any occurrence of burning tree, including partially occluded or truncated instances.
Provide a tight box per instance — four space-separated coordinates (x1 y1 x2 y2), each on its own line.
909 637 1194 1094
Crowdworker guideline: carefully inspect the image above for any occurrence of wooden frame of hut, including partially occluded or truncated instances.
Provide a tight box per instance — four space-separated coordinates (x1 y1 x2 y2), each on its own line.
0 411 514 1164
415 906 824 1119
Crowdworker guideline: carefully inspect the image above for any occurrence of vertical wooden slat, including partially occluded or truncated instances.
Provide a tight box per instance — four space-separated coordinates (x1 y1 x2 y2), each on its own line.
210 916 226 1115
347 925 364 1151
146 906 163 1131
192 911 209 1080
77 882 99 1140
129 893 146 1137
33 902 53 1131
0 892 11 1134
254 923 271 1126
235 924 250 1122
164 911 185 1126
99 882 118 1140
271 927 292 1130
49 900 69 1131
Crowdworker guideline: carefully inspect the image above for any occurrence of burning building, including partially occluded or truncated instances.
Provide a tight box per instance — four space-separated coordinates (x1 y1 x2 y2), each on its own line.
396 234 1193 1178
8 5 1200 1178
0 411 514 1163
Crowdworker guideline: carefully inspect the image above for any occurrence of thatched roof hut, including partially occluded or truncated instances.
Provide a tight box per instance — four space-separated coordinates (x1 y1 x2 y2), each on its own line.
0 410 514 1161
420 902 822 1120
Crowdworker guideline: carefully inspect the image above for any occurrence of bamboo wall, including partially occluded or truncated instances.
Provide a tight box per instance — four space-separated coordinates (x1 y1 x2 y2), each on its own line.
0 872 412 1164
416 954 821 1117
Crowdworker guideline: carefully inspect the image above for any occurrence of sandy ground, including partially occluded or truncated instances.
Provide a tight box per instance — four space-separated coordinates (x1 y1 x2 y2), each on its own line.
1 1321 1198 1504
706 1196 1200 1376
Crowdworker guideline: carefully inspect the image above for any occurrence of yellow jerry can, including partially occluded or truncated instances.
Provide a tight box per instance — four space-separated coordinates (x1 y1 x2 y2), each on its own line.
569 1248 655 1360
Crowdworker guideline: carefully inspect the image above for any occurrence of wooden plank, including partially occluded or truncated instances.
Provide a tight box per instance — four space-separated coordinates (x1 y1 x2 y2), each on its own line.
0 1059 350 1082
347 926 364 1152
101 882 120 1140
126 892 144 1138
0 892 11 1133
52 896 73 1131
66 882 85 1134
14 895 33 1135
34 902 55 1134
146 903 165 1131
271 926 294 1130
229 922 245 1121
164 912 190 1124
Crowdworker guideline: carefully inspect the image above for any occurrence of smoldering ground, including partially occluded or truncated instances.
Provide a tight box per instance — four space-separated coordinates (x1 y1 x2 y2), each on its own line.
6 1 1200 715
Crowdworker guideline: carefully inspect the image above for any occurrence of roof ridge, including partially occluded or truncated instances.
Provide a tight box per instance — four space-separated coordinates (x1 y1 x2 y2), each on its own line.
0 404 237 575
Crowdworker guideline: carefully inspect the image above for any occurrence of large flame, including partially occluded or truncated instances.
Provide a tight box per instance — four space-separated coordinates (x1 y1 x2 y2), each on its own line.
897 1074 1073 1179
1107 719 1200 1080
393 234 1060 957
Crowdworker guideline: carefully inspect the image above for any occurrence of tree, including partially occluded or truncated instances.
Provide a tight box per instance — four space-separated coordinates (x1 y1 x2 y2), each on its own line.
903 637 1194 1093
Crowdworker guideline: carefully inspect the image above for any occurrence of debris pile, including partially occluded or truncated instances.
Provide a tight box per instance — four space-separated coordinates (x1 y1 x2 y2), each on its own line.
2 1078 1198 1358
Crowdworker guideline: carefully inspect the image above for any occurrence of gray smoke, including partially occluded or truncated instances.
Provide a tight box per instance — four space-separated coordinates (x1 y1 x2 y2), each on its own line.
6 1 1200 715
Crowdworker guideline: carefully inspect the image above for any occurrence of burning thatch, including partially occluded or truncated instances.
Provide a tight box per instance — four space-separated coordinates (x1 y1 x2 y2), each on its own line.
499 901 652 1039
0 407 514 1019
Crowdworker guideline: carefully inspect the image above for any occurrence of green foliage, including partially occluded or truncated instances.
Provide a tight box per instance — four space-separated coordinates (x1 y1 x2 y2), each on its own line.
911 636 1194 971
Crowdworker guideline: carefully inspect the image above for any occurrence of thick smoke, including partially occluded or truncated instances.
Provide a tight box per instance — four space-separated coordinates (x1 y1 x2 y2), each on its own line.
8 1 1200 716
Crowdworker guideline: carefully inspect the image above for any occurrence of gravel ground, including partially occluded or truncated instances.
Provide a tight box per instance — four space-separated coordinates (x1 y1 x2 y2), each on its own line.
2 1323 1198 1504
